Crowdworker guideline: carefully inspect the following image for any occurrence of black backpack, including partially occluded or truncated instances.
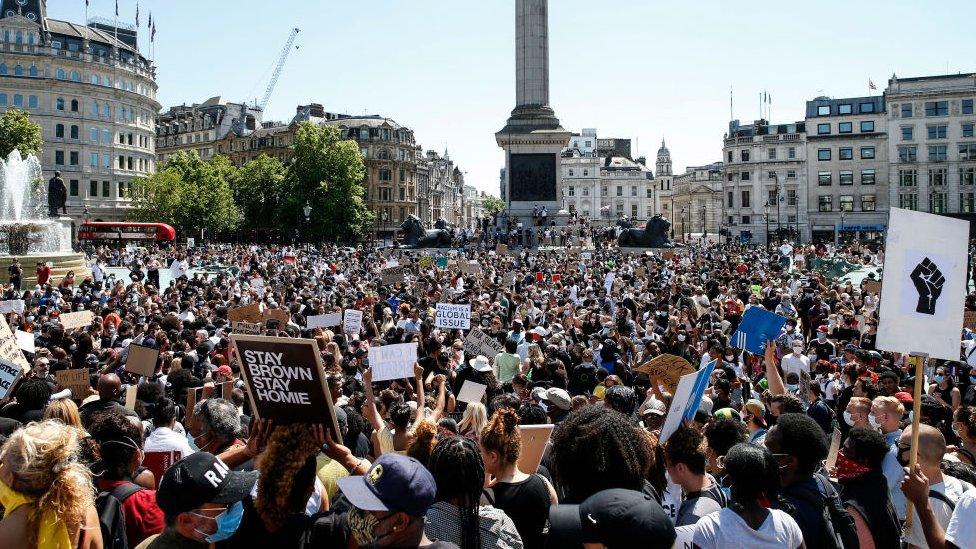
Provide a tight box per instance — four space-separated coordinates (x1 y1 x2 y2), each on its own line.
790 473 859 549
95 482 143 549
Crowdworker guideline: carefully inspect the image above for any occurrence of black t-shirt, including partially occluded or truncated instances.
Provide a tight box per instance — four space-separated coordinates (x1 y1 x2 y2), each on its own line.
486 474 551 549
299 512 459 549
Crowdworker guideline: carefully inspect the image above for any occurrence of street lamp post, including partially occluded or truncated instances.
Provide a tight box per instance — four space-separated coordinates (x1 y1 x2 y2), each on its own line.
764 201 771 248
303 201 312 251
773 173 781 242
838 210 846 246
680 208 686 242
381 211 389 246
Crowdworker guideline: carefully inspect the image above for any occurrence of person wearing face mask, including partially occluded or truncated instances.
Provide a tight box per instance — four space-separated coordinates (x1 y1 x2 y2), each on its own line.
927 367 961 412
142 451 257 549
811 325 836 362
833 428 900 549
843 397 872 430
780 341 809 378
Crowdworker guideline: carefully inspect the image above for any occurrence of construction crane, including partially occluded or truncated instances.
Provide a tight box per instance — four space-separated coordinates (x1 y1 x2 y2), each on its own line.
255 27 300 112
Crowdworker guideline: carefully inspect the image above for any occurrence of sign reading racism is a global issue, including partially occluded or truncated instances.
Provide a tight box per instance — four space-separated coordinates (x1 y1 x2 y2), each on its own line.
231 334 340 441
435 303 471 330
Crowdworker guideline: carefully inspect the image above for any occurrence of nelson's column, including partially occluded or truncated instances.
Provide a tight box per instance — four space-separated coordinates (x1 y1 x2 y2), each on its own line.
495 0 571 223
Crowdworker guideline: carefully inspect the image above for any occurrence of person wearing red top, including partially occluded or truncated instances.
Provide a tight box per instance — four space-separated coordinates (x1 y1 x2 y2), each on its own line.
35 261 52 286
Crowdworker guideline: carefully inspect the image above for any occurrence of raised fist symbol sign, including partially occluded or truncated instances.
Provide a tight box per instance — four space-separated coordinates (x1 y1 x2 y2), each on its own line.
910 257 945 315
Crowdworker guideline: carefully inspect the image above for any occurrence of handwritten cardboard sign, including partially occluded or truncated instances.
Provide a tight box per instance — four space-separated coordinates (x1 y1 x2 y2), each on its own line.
228 303 262 323
0 319 29 372
460 262 482 275
14 330 34 354
862 279 881 295
262 308 290 329
463 328 504 359
59 310 95 330
343 309 364 334
381 266 408 285
56 368 90 400
0 300 24 314
435 303 471 330
517 424 554 474
965 310 976 330
231 335 340 440
124 384 138 411
369 342 418 382
231 321 263 335
125 344 160 377
0 358 24 399
496 244 508 254
307 313 343 329
634 354 697 394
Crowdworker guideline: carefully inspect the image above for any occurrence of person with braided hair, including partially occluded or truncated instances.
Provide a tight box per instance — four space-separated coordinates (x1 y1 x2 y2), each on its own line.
480 408 557 548
425 436 523 549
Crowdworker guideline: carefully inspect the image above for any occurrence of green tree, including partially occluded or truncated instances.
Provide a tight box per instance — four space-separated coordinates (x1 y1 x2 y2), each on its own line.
285 122 373 242
128 151 241 236
230 154 286 229
0 109 42 159
483 195 505 215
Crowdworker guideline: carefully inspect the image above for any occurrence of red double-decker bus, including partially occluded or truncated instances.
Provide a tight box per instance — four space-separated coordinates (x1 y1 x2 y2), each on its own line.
78 222 177 243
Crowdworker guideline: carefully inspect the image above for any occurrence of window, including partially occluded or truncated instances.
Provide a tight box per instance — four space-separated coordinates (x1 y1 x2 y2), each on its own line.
839 195 854 211
788 147 796 159
568 169 574 177
741 172 750 181
768 148 777 160
727 191 734 207
860 121 875 132
862 195 876 212
89 128 98 143
55 151 64 165
861 147 875 159
818 195 832 212
616 186 622 197
963 99 974 115
741 150 750 161
727 172 734 181
631 186 637 197
56 68 65 80
399 169 405 182
902 126 914 141
901 103 913 118
13 64 21 76
818 105 830 116
70 125 78 139
582 188 589 196
89 153 97 167
767 171 777 179
959 143 976 161
741 190 750 208
89 181 97 197
102 154 110 169
727 151 733 163
818 171 832 186
102 129 110 143
379 169 391 181
818 149 831 161
69 151 78 166
27 95 36 109
742 215 751 225
859 102 875 113
839 148 853 160
898 146 918 162
839 122 853 134
631 204 638 218
928 145 947 161
899 193 918 210
861 169 876 185
964 124 975 138
55 124 64 139
817 123 831 135
928 125 948 139
962 193 976 213
768 189 777 203
925 101 949 116
56 97 65 111
839 170 854 185
102 181 110 198
787 169 796 179
899 169 918 186
601 186 607 197
929 168 948 186
567 186 575 197
0 93 5 107
838 104 853 114
69 180 78 197
787 189 797 206
12 94 21 107
930 192 948 213
962 167 976 186
646 188 652 198
70 99 78 112
118 182 126 198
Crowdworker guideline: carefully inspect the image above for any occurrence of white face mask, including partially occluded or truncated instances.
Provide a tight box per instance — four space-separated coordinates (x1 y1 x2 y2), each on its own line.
792 347 803 356
868 413 881 429
843 410 855 426
677 334 686 342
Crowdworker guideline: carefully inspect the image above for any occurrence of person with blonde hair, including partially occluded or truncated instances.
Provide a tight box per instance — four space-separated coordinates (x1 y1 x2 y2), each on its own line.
44 398 84 431
0 420 103 548
459 402 487 443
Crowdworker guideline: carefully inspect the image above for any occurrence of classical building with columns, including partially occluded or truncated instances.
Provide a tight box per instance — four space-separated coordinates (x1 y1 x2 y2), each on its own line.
671 162 723 240
0 0 159 222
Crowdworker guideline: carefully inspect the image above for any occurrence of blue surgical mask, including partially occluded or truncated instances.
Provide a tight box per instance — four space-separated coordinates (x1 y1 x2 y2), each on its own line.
786 383 798 392
195 501 244 543
970 376 976 385
933 375 945 384
187 432 200 452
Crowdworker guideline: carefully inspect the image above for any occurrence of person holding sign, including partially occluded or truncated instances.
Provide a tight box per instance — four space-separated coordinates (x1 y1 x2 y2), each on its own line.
363 365 432 459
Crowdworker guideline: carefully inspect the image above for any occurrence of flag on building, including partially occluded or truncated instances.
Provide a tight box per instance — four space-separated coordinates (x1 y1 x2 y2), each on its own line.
869 79 877 90
151 22 156 42
148 12 152 29
115 0 119 17
135 3 139 26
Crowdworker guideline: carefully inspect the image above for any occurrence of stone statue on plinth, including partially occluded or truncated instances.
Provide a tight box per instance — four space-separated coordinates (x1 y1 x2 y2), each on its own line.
617 214 677 248
47 171 67 217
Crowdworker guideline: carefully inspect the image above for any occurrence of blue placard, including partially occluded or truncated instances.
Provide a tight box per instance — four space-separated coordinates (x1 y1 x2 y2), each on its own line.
682 360 717 423
731 307 788 355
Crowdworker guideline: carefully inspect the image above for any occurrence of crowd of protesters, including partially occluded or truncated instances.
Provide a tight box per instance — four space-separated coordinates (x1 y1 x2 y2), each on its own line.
0 232 974 549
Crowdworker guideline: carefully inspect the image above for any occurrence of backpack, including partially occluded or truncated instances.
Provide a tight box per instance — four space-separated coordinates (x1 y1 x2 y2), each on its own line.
95 482 143 549
789 473 859 549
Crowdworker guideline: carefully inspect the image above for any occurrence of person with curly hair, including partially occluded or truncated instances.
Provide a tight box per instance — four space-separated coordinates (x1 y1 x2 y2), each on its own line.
0 420 103 548
480 408 556 548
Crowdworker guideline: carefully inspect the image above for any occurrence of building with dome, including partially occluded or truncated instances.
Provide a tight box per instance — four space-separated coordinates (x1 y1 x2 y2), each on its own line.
0 0 160 222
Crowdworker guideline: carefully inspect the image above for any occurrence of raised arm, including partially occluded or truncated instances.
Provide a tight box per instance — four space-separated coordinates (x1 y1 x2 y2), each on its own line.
362 368 384 432
431 374 447 422
764 341 786 395
410 362 426 432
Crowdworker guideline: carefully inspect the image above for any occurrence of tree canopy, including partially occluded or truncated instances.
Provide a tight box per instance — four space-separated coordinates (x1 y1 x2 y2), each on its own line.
0 109 42 159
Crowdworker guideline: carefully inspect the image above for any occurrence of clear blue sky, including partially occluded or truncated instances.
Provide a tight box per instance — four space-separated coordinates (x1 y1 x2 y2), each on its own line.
53 1 975 195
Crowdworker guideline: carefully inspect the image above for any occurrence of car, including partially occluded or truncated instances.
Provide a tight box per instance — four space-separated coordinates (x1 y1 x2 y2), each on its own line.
837 265 882 286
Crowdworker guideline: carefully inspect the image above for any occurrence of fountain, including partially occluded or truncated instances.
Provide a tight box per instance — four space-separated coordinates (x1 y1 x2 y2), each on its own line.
0 149 89 286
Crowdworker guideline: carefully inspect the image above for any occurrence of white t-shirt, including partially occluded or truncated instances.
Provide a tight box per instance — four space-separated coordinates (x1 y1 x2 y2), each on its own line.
144 426 194 458
903 475 975 549
946 490 976 548
693 507 803 549
780 353 810 377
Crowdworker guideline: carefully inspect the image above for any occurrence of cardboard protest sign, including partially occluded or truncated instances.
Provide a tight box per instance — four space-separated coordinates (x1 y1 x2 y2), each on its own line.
125 344 160 377
418 256 434 268
231 321 263 335
14 330 33 353
262 308 290 328
368 342 418 382
231 335 341 440
186 387 202 416
59 310 94 330
826 427 842 472
551 273 562 283
343 309 364 334
0 319 29 372
463 328 504 360
731 307 787 355
862 279 881 295
124 385 138 411
457 381 487 404
306 313 343 329
877 208 968 361
661 250 676 261
634 354 696 394
435 303 471 330
516 424 554 474
0 300 24 314
460 262 481 275
660 360 716 443
965 311 976 330
228 303 262 323
381 266 408 285
0 358 23 399
56 368 90 400
496 243 508 254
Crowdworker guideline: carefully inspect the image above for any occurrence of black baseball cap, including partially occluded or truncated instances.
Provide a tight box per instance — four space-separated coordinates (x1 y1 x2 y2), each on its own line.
155 452 257 516
336 453 435 518
548 488 676 548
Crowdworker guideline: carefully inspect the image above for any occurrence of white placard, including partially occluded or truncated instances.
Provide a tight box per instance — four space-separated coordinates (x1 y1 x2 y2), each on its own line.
186 237 196 249
59 310 95 330
876 208 968 361
457 381 487 404
581 252 593 260
435 303 471 330
307 313 342 329
343 309 364 335
251 277 266 297
369 342 418 382
0 359 23 399
463 328 504 359
0 300 25 314
14 330 33 354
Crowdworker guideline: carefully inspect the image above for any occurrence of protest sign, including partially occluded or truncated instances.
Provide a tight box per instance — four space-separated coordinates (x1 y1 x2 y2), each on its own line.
418 256 434 268
124 385 138 411
262 308 290 328
502 272 517 286
580 252 592 261
381 266 408 285
306 313 343 329
251 277 266 297
463 328 504 359
877 208 968 361
516 424 554 475
457 381 487 404
125 344 160 377
551 273 562 283
231 335 341 440
228 303 262 323
231 321 263 335
0 319 29 372
219 381 235 400
862 279 881 295
435 303 471 330
965 311 976 330
0 358 23 399
0 300 24 314
535 272 544 283
660 360 717 443
460 262 481 275
343 309 364 334
56 368 90 400
185 387 202 417
826 427 842 473
14 330 33 354
731 307 787 355
496 243 508 254
369 342 418 382
186 237 195 249
59 310 94 330
634 354 696 394
436 256 449 269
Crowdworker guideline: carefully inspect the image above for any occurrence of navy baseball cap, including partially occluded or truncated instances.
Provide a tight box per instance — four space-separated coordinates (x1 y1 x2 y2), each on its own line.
155 452 257 516
336 453 435 518
548 488 676 548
